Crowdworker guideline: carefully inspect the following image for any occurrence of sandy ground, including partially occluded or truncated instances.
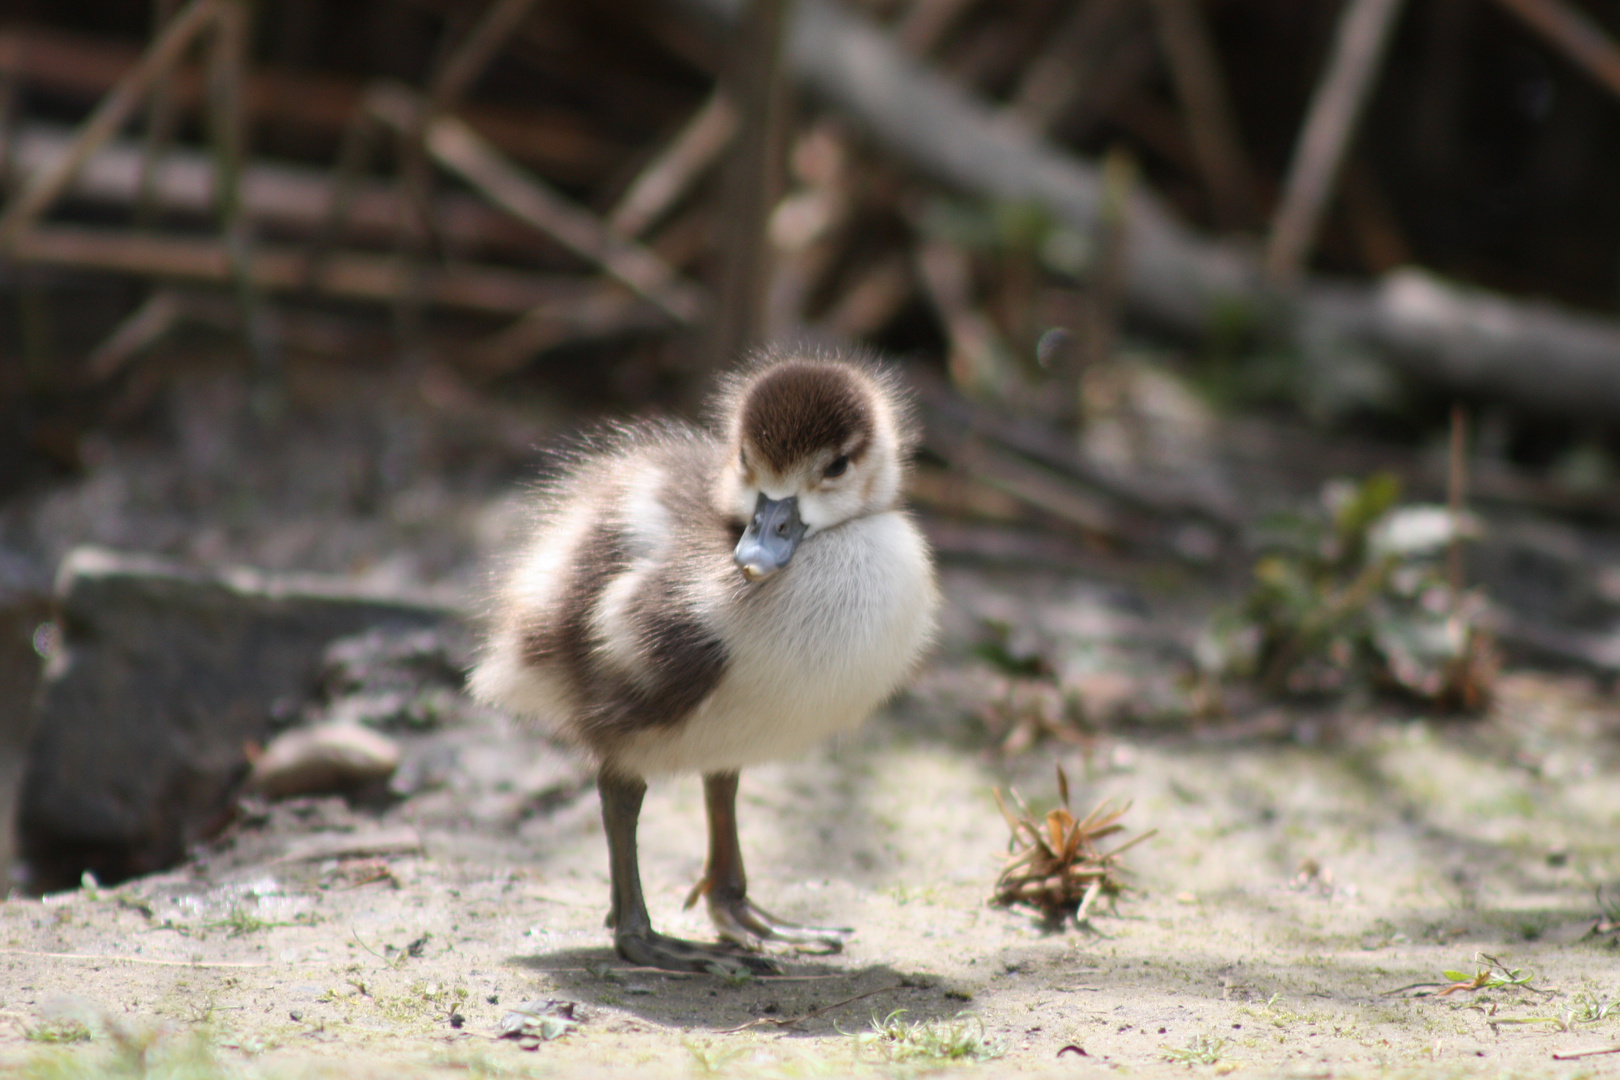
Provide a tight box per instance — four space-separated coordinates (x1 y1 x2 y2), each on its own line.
3 563 1620 1080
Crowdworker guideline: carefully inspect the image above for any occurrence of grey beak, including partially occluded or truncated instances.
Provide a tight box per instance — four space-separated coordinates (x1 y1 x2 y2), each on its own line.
734 494 806 582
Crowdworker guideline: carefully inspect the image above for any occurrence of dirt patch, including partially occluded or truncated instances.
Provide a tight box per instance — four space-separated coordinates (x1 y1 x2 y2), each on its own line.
4 586 1619 1079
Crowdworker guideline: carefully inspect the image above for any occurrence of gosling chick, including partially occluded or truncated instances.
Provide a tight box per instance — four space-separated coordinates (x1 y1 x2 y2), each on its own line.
471 349 939 973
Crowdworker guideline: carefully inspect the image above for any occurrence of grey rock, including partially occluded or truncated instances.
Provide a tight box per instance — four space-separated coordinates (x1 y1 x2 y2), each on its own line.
246 723 403 800
16 547 460 890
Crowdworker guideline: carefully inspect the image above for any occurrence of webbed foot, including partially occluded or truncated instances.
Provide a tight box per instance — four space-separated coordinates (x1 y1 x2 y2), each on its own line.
614 928 784 975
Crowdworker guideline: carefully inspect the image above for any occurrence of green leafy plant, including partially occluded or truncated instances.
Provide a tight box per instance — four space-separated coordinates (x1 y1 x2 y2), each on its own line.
1199 473 1494 710
1160 1033 1228 1066
849 1010 1004 1064
23 1019 91 1044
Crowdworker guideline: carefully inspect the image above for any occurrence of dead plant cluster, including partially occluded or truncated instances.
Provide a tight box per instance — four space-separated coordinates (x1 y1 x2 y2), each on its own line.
991 765 1154 925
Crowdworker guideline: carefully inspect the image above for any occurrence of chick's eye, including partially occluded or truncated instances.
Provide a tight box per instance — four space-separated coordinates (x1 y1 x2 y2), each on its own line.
823 455 849 479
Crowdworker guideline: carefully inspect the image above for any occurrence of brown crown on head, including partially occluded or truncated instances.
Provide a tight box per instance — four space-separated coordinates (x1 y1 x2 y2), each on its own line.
739 360 875 473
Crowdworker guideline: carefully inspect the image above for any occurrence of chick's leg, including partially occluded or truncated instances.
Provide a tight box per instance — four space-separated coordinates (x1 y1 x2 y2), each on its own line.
689 770 851 952
598 770 780 974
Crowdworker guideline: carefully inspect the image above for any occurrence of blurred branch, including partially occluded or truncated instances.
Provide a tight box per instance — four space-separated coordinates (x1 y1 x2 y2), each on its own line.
909 364 1240 527
9 224 617 315
1489 0 1620 100
366 83 707 324
0 24 619 180
1008 0 1135 132
894 0 979 56
428 0 545 112
1263 0 1408 285
668 0 1620 419
458 290 666 377
608 90 737 240
0 123 539 257
820 250 912 339
914 238 1009 398
712 0 796 364
0 0 220 251
136 0 182 226
207 0 279 385
924 419 1129 543
1146 0 1257 231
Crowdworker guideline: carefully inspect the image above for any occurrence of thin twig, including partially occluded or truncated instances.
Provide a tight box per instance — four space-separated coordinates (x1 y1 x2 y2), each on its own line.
1553 1046 1620 1060
1448 402 1468 592
459 287 664 376
914 239 1008 399
11 224 620 315
367 83 705 324
1380 981 1451 997
429 0 544 112
715 984 906 1034
608 90 737 240
207 0 280 396
1083 146 1136 374
894 0 979 56
1489 0 1620 101
86 288 185 380
135 0 182 227
1008 0 1135 133
1146 0 1256 230
1263 0 1408 284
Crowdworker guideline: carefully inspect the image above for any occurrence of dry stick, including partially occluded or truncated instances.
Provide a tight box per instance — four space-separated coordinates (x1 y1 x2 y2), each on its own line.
429 0 545 112
678 0 1620 422
0 25 616 178
303 95 387 293
914 239 1008 398
401 0 545 362
364 84 704 324
207 0 279 391
1339 154 1413 272
821 250 912 339
11 225 613 315
607 89 738 240
925 421 1126 540
1490 0 1620 99
1008 0 1135 133
912 365 1240 525
136 0 182 227
712 0 796 365
1447 402 1468 592
1263 0 1408 285
1553 1046 1620 1061
1083 147 1136 377
0 41 19 187
763 123 859 338
894 0 979 55
423 109 707 324
716 983 907 1034
0 123 535 255
0 0 219 251
86 288 185 380
460 288 667 377
1145 0 1256 232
